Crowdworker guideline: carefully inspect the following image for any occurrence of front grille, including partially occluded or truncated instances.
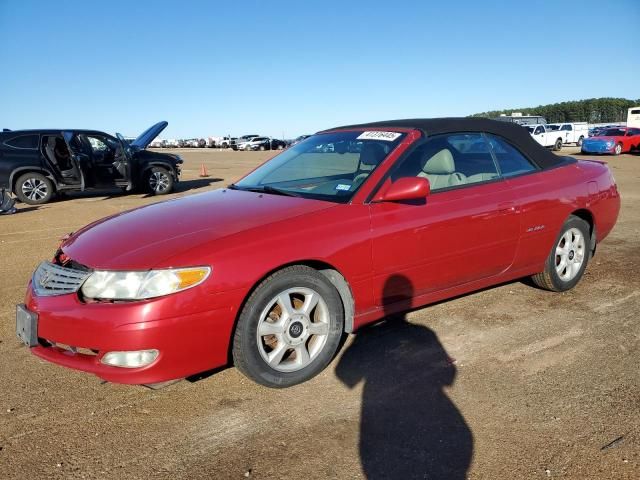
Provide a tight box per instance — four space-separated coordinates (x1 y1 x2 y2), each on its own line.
32 261 91 297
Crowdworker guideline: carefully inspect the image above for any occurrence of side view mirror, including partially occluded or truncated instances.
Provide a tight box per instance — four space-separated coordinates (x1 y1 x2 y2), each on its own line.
378 177 430 202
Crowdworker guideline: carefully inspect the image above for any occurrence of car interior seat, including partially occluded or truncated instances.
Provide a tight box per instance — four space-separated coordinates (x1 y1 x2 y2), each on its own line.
53 138 75 175
44 137 60 169
418 148 466 189
353 143 387 186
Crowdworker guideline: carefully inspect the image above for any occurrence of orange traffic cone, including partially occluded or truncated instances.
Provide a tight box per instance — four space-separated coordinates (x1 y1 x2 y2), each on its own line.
199 163 209 177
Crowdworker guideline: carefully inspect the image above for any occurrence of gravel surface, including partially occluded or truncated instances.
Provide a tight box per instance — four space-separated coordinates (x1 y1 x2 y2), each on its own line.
0 147 638 479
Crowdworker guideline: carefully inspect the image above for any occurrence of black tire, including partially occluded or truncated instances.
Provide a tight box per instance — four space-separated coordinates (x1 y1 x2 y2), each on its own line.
232 265 345 388
577 136 584 147
146 166 174 195
14 172 54 205
553 138 563 151
531 215 591 292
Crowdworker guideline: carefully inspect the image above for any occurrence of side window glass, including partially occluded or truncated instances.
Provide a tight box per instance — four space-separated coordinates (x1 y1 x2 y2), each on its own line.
487 135 537 177
4 134 39 149
389 133 498 192
535 126 543 135
87 136 109 152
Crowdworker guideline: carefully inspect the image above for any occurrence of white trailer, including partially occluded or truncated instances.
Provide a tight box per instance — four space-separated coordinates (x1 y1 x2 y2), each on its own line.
547 123 589 146
628 107 640 128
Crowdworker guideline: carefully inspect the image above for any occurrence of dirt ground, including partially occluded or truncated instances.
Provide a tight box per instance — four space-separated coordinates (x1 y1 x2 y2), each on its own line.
0 146 638 479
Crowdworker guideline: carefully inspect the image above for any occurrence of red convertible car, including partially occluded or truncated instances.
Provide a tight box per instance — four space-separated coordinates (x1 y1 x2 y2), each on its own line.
16 118 620 388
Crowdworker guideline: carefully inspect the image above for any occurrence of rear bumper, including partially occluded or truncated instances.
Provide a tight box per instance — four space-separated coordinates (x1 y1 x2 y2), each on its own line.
24 284 237 384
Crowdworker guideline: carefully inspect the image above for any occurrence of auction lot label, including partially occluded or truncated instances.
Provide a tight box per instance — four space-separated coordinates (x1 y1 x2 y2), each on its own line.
356 131 402 141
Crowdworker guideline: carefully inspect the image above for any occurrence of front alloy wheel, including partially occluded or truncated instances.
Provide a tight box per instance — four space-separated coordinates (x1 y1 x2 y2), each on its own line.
614 143 622 155
256 287 331 372
147 167 174 195
233 265 344 388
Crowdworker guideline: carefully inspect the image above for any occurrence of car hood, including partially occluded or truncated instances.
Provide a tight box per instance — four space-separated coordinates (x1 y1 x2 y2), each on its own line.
61 189 336 270
585 136 618 142
131 121 168 149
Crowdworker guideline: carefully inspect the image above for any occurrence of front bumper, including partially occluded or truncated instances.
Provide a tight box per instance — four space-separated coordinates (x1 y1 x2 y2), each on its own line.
21 283 239 384
581 142 614 154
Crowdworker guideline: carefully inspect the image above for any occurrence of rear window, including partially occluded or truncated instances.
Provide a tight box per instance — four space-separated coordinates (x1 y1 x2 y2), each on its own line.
4 134 39 149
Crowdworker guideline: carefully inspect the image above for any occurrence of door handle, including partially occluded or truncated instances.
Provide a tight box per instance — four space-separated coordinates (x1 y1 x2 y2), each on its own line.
497 201 516 213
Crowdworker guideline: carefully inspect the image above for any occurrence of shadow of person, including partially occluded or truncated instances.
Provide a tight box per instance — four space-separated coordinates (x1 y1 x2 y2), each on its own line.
335 274 473 479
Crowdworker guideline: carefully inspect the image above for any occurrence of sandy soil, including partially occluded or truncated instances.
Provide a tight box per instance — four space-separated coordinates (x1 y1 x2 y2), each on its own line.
0 147 638 479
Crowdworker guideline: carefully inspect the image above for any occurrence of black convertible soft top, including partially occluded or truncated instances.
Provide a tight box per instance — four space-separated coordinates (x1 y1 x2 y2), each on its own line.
323 117 575 170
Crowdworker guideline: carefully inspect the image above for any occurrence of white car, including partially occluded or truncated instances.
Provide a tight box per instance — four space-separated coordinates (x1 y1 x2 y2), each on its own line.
547 123 589 146
525 124 565 151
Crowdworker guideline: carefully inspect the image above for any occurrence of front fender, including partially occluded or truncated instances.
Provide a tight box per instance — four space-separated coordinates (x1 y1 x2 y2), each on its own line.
139 162 179 182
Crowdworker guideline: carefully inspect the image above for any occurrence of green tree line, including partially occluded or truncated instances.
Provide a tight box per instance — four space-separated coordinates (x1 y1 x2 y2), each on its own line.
471 97 640 123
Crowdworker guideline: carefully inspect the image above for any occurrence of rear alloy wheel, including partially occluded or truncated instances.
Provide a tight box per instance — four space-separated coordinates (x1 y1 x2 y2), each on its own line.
577 136 584 147
614 143 623 155
531 215 590 292
553 138 563 151
15 172 53 205
233 265 344 388
147 167 174 195
259 145 265 151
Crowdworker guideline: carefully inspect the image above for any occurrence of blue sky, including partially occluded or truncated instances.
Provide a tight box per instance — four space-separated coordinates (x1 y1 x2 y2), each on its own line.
1 0 638 139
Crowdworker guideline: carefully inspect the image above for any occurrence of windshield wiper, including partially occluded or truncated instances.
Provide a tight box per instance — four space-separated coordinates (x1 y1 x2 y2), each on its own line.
229 184 301 197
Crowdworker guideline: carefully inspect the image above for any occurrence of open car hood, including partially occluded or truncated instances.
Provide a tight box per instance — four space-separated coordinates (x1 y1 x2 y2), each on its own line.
130 121 168 149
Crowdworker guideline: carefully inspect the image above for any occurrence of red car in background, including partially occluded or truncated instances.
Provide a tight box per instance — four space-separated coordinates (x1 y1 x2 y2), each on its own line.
581 126 640 155
16 118 620 388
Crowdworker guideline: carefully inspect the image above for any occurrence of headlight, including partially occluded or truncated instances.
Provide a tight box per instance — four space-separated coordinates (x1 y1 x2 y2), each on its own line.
80 266 211 300
605 140 614 147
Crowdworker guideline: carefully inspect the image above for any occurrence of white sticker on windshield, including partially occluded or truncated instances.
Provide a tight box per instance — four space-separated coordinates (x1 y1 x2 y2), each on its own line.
335 184 351 191
356 131 402 141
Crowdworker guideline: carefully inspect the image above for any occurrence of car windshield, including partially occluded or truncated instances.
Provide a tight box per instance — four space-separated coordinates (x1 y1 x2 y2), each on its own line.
601 128 625 137
233 130 406 202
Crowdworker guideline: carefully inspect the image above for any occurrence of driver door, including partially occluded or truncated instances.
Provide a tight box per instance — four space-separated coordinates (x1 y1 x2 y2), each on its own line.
83 134 127 187
369 133 519 306
114 133 133 191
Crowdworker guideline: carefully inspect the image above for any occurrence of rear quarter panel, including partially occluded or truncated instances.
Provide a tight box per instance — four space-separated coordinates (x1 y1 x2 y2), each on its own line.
0 142 46 190
507 160 619 273
578 160 620 241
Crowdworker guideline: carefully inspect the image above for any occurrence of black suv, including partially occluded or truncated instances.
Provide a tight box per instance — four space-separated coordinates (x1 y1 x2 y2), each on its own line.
0 121 182 204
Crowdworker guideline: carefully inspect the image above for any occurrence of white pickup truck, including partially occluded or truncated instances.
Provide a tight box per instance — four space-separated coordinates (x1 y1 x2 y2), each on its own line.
547 123 589 146
525 124 565 151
